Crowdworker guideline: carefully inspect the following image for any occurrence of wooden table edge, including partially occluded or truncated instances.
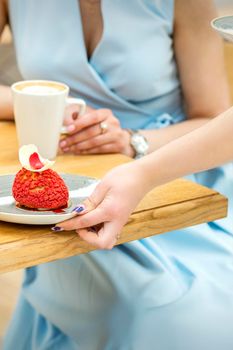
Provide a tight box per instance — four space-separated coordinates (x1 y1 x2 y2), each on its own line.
0 192 227 274
133 191 221 214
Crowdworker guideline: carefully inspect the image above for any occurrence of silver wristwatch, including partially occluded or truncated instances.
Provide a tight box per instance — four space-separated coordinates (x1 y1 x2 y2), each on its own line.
128 130 149 159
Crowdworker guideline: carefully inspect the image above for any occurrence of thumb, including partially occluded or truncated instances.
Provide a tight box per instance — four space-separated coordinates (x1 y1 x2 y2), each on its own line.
72 180 109 215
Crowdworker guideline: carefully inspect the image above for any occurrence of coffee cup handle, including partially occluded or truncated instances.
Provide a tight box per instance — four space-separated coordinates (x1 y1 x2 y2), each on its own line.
66 97 86 116
61 97 86 134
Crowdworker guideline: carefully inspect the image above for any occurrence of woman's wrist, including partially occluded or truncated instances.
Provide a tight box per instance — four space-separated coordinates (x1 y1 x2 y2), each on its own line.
135 153 166 193
122 158 156 197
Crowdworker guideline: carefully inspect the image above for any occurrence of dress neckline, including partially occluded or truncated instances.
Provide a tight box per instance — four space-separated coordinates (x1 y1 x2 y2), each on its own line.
75 0 106 63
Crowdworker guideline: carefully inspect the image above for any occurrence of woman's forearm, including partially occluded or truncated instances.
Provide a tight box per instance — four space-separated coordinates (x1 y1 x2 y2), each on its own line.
0 85 14 120
138 106 233 192
140 117 213 153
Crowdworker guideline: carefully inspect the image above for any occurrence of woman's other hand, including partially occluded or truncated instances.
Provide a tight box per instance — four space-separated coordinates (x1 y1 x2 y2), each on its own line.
60 107 134 157
54 162 148 249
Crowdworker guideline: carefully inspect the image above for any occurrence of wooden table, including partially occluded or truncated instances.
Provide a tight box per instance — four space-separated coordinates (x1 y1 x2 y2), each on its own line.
0 122 228 273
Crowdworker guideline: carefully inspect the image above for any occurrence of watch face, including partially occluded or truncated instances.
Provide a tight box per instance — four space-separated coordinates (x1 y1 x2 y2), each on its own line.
131 133 149 157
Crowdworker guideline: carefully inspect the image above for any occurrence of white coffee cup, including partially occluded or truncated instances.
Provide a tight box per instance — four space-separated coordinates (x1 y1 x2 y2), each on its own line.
11 80 86 159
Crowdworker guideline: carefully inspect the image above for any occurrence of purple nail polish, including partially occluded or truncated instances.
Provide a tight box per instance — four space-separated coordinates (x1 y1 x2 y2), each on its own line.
72 205 85 213
51 226 64 232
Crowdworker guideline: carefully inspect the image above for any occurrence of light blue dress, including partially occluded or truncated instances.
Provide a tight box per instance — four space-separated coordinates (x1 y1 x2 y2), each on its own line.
4 1 233 349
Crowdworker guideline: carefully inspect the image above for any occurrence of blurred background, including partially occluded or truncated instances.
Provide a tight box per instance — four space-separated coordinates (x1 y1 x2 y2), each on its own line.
0 0 233 347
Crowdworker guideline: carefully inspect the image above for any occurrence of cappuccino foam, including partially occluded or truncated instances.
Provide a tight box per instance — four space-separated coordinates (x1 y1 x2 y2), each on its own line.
21 85 60 95
14 81 67 94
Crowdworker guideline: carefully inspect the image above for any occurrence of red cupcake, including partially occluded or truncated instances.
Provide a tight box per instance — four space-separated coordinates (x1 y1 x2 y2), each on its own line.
12 145 69 210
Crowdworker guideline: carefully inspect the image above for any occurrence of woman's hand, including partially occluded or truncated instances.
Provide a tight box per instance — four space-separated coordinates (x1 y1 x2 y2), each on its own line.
54 162 148 250
60 107 134 157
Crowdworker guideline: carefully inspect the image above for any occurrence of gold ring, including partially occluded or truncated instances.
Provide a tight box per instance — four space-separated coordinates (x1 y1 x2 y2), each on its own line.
99 122 108 134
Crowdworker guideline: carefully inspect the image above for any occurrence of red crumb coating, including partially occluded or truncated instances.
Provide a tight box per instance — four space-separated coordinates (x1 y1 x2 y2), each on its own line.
12 168 69 209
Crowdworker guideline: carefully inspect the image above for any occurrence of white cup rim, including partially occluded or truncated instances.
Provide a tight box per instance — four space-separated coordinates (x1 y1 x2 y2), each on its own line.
11 80 69 96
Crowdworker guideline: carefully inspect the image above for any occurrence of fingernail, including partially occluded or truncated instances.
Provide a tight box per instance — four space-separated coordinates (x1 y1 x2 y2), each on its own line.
63 147 70 153
51 226 64 232
72 112 79 120
72 205 85 213
67 124 75 132
60 140 67 148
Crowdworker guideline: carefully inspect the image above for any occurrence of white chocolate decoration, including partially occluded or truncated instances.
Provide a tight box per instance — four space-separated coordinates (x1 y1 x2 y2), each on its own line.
19 145 55 172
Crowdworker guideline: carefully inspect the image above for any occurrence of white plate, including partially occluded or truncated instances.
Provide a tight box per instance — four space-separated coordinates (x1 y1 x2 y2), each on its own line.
211 15 233 42
0 174 99 225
